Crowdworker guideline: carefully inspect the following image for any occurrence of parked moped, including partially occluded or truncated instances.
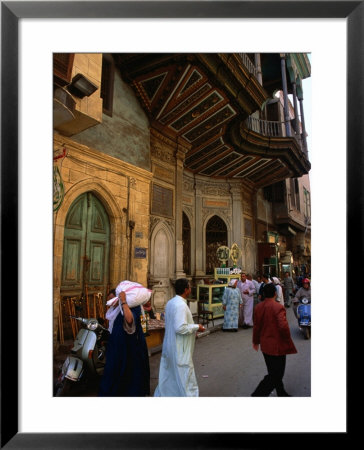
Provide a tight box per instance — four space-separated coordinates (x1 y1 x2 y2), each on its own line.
297 297 311 340
54 316 109 396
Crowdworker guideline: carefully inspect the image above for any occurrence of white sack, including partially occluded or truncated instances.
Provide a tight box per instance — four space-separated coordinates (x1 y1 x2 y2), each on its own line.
105 281 152 333
106 280 152 308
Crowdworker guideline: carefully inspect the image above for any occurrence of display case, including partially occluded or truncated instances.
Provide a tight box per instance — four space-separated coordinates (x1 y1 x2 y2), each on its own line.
197 283 227 318
214 268 241 285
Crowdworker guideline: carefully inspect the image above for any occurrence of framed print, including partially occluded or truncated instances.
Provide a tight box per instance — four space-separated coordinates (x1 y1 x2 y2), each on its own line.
1 1 360 448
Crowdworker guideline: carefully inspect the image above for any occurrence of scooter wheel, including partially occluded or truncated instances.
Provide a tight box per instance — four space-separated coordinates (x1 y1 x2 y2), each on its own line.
54 378 73 397
303 327 311 340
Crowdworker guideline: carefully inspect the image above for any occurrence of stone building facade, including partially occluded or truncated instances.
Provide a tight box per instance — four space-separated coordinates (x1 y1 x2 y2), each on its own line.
53 52 311 347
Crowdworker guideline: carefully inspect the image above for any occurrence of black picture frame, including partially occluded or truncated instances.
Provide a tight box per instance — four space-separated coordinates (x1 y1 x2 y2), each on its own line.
1 1 359 448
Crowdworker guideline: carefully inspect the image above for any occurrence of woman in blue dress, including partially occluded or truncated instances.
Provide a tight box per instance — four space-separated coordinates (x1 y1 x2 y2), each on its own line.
98 291 150 396
222 279 242 332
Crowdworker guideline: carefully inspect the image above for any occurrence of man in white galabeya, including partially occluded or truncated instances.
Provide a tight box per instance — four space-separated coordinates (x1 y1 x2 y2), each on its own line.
154 278 205 396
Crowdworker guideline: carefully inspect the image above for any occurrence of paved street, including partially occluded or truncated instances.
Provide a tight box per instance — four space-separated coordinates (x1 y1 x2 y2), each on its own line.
56 305 310 397
149 306 310 397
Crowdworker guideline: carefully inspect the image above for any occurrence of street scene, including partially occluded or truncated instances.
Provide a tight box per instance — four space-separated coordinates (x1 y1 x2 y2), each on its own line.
54 302 310 397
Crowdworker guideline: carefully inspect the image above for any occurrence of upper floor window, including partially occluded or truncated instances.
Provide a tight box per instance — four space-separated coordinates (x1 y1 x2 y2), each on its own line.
263 181 285 203
303 187 311 220
101 54 115 117
290 178 301 211
53 53 74 86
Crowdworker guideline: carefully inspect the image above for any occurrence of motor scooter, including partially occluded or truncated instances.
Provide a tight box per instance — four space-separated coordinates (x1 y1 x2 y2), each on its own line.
297 297 311 340
54 316 109 396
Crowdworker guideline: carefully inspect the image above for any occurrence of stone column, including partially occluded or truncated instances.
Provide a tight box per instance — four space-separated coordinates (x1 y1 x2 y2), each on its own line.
280 54 291 137
194 182 205 276
230 181 243 252
175 143 187 279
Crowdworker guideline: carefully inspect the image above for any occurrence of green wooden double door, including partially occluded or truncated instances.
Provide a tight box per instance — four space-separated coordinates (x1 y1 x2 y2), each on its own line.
61 192 110 297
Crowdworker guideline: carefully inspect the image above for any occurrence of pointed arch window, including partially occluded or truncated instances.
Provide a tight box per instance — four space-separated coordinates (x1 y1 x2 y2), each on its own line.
206 215 228 274
182 212 191 275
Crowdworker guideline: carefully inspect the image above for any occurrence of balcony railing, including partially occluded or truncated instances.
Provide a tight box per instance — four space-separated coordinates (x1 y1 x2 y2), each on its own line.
245 116 284 137
238 53 259 79
245 116 308 159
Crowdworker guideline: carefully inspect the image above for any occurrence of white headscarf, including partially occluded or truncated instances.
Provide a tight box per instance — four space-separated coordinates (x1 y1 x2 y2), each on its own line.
105 299 123 333
272 277 281 285
228 279 238 287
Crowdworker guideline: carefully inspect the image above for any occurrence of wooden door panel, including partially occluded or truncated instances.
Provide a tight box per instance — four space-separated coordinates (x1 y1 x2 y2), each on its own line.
90 202 108 234
61 194 87 291
65 195 86 230
86 194 110 289
88 241 106 285
61 238 83 287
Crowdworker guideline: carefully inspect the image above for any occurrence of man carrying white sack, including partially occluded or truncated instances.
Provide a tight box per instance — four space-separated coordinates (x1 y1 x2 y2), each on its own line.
98 281 151 397
154 278 205 397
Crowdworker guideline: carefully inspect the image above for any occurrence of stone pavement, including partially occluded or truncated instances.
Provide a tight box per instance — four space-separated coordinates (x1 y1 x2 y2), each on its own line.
54 307 310 397
149 307 310 397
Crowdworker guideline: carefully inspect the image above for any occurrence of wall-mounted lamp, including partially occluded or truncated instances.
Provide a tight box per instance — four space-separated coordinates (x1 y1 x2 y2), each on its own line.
68 73 98 98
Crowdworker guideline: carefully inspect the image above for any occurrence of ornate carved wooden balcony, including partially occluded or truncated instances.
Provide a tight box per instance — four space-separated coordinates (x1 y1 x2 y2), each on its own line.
245 116 308 159
237 53 259 79
115 52 310 187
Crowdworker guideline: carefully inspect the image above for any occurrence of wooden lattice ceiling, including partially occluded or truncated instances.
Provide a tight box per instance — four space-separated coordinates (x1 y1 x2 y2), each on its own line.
114 53 310 187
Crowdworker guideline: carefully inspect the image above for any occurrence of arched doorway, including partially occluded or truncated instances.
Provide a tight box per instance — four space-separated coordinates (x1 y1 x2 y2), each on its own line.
61 192 111 298
149 221 174 311
206 215 228 274
182 212 191 275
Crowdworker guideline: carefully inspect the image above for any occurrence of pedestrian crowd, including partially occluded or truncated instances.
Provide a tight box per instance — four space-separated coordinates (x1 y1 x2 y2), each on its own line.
95 271 309 398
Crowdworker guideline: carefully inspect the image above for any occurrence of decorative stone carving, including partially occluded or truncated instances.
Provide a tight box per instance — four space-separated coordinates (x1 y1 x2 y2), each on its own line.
182 196 193 206
183 206 194 223
151 146 175 165
149 216 175 237
202 208 231 229
153 163 175 184
150 130 175 165
203 199 230 209
129 177 137 189
200 181 230 196
183 176 195 193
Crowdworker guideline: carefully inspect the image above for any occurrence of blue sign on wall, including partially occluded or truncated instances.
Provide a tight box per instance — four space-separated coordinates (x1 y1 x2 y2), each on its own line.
134 247 147 259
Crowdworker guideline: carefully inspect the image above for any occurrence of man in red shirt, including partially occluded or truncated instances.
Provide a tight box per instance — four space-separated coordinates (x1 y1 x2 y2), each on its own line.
251 283 297 396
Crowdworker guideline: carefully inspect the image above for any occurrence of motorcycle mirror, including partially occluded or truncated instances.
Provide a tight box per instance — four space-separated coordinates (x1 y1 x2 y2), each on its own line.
69 316 90 326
